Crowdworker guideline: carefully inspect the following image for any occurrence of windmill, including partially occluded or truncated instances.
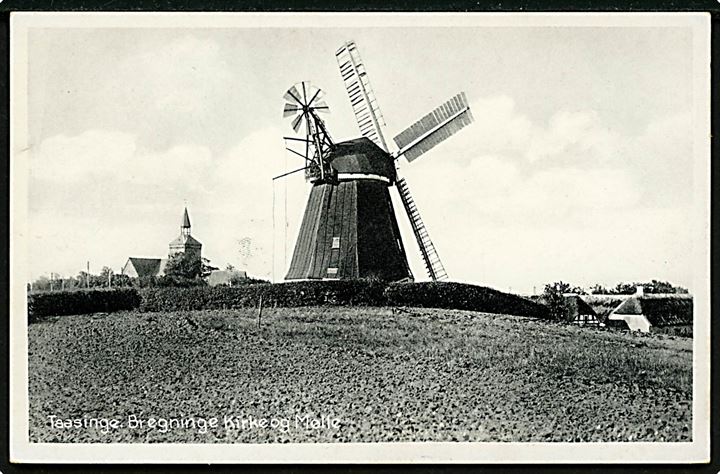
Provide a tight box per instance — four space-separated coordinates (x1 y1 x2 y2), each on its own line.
277 40 474 282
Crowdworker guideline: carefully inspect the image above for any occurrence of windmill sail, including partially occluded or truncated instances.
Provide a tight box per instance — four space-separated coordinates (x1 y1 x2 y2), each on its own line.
396 177 448 281
335 41 389 152
393 92 474 162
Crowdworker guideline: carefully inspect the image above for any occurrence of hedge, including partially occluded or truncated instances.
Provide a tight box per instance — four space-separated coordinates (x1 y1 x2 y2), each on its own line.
139 279 388 312
385 282 550 319
139 280 549 319
27 280 549 321
27 288 141 321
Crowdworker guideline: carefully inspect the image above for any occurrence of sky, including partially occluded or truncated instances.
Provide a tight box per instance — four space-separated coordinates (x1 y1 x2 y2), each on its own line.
19 18 707 293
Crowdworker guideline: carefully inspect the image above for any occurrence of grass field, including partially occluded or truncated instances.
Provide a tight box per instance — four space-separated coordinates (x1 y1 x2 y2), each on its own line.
28 307 692 443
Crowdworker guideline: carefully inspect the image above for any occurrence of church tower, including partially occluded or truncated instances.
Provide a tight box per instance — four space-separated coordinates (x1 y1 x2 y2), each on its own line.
168 207 202 263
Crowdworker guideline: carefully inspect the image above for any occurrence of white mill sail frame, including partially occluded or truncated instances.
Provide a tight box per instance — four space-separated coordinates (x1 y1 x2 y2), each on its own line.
336 42 389 152
335 41 475 281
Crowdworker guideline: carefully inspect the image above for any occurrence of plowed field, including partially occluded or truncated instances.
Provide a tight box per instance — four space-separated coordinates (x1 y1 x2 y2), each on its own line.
28 307 692 443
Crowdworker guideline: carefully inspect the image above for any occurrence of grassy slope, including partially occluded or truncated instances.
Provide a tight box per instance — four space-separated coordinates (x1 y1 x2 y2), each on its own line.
28 307 692 443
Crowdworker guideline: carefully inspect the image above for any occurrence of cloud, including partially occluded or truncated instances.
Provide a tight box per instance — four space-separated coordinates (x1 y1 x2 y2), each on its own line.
31 130 213 189
27 125 311 280
527 110 614 163
393 95 693 290
112 36 233 119
24 91 696 291
468 96 534 156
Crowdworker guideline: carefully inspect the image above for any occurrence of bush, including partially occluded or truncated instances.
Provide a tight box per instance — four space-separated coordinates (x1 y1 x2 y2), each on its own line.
383 281 549 318
28 288 141 321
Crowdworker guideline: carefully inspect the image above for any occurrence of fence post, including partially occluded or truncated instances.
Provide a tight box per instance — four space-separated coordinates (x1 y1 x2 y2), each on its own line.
257 294 264 329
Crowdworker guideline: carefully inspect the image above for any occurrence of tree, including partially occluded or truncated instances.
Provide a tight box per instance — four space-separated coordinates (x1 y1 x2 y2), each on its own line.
543 281 586 295
201 258 219 278
30 275 51 292
110 273 132 288
99 266 113 286
612 282 637 295
164 253 202 280
594 280 690 295
645 279 689 294
76 271 91 288
61 276 80 290
542 282 568 322
162 253 218 286
589 284 609 295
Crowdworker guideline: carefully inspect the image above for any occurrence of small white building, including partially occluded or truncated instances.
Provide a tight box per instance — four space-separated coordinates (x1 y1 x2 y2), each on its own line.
207 269 248 287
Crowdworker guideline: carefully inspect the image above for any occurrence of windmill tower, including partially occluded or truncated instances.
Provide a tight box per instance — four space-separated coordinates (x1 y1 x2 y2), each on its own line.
279 41 474 282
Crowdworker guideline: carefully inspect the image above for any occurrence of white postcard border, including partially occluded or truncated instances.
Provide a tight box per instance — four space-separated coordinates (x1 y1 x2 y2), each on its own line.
9 11 711 464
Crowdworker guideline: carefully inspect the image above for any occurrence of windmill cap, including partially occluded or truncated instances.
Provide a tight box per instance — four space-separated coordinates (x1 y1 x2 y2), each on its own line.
327 137 395 182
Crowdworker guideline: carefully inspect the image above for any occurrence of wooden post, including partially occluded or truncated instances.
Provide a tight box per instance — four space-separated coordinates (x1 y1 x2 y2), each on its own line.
257 295 264 329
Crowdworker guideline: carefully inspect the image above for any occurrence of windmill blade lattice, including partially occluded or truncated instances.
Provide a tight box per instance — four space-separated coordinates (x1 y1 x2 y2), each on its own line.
283 82 329 133
335 41 389 152
281 81 334 182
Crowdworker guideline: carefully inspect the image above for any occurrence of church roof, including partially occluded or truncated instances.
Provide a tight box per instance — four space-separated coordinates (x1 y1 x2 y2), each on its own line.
169 234 202 247
181 207 191 228
125 257 166 278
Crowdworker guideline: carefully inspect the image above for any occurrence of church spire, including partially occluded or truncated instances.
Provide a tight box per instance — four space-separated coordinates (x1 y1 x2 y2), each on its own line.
181 206 191 236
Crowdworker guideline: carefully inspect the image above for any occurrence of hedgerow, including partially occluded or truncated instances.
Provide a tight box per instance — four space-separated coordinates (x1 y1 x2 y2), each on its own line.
27 288 141 321
384 281 549 318
138 279 388 312
139 280 548 318
27 280 549 321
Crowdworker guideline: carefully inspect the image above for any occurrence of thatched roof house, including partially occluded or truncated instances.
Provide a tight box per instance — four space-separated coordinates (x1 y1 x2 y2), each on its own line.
608 294 693 334
537 294 600 325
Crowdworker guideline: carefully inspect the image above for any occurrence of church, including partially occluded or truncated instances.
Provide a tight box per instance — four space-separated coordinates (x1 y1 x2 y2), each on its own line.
121 207 202 279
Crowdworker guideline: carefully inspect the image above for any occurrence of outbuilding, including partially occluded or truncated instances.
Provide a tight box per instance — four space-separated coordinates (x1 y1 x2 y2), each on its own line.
207 269 248 287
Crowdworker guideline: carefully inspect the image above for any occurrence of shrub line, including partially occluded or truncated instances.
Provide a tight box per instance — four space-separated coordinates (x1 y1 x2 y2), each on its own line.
27 280 550 321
